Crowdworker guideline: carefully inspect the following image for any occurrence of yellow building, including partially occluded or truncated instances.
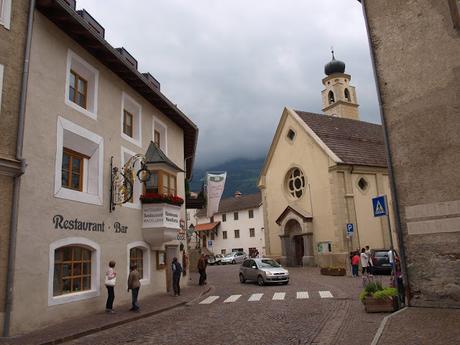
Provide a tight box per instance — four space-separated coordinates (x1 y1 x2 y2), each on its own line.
258 55 396 268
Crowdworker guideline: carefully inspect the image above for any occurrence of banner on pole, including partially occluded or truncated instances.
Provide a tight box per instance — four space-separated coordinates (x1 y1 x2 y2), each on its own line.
206 172 227 218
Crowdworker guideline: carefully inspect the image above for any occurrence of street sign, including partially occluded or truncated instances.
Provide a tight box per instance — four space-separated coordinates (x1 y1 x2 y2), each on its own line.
346 223 354 237
208 240 213 247
372 195 388 217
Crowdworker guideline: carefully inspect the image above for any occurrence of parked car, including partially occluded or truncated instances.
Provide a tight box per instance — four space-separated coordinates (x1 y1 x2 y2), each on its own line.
370 249 398 275
207 254 224 265
239 258 289 286
221 251 247 264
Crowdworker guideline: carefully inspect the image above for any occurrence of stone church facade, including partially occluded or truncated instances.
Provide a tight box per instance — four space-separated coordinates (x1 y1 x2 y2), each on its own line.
259 56 396 268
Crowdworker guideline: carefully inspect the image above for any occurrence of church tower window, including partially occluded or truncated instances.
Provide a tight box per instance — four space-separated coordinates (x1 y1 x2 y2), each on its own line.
344 88 351 102
328 91 335 104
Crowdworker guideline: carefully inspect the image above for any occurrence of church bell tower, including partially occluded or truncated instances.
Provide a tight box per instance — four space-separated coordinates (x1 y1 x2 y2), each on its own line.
321 51 360 120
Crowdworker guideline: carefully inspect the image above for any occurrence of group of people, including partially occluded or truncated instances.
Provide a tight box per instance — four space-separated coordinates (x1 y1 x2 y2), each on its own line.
350 245 373 278
104 261 141 314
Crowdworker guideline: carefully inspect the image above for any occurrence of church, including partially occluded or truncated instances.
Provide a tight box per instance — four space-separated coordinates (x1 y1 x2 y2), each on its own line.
258 54 397 268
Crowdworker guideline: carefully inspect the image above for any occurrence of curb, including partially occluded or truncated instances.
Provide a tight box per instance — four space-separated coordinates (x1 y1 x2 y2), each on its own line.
370 307 408 345
185 285 213 306
37 288 210 345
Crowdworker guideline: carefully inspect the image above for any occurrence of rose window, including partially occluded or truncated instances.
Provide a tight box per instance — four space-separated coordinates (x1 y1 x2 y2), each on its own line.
286 168 305 199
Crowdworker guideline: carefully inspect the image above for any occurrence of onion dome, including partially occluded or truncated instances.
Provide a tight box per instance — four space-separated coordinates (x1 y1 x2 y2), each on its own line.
324 51 345 75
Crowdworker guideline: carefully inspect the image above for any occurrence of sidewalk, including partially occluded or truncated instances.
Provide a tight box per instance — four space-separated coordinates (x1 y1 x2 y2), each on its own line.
374 307 460 345
0 278 209 345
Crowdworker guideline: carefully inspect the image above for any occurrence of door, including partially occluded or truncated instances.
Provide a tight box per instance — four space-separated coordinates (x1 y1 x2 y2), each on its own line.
294 236 304 266
165 245 178 293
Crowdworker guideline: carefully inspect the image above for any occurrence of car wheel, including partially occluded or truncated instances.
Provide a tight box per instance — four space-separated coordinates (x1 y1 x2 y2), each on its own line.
232 260 236 264
257 275 264 286
239 273 246 284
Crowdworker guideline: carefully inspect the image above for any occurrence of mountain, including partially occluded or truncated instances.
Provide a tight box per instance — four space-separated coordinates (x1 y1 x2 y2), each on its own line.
189 157 265 198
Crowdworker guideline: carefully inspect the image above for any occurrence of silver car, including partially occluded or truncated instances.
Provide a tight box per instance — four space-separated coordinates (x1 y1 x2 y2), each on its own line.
239 258 289 286
221 251 247 264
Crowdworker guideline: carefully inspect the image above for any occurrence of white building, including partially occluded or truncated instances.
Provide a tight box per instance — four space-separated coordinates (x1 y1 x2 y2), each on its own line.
190 192 265 257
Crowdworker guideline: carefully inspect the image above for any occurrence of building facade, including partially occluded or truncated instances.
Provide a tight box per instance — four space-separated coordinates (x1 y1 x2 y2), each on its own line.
3 0 198 335
191 192 265 257
0 0 30 336
259 57 397 267
361 0 460 307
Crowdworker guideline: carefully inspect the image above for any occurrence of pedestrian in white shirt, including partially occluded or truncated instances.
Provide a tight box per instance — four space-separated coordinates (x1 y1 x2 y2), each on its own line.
360 248 369 275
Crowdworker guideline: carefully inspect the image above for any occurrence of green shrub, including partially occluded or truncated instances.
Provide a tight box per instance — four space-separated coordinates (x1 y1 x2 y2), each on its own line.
373 288 398 300
359 282 397 303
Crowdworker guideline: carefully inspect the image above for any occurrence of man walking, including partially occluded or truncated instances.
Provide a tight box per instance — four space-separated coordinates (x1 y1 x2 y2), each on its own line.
127 264 141 311
197 253 208 285
172 257 183 296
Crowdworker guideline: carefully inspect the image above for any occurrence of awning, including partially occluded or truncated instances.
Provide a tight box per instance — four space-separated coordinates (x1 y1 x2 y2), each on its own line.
195 222 220 232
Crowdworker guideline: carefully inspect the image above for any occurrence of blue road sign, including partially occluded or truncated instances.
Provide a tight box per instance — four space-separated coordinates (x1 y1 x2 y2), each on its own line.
208 240 213 246
346 223 354 237
372 195 388 217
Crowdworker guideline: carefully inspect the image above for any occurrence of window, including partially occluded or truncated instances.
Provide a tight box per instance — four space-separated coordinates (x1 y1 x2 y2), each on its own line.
222 213 226 222
55 117 104 205
344 88 351 102
210 216 214 223
69 70 88 109
0 0 11 29
53 246 91 296
249 228 255 237
222 231 227 239
145 170 177 196
153 119 167 153
121 92 142 147
234 230 240 238
65 50 99 119
123 110 133 137
248 209 254 219
211 232 215 240
328 91 335 104
286 167 305 199
287 129 296 141
49 238 100 306
221 249 226 255
129 248 144 279
61 148 87 191
234 212 239 220
357 177 369 192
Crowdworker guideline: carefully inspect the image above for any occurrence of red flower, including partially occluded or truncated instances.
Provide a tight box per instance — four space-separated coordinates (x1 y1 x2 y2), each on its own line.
140 192 184 206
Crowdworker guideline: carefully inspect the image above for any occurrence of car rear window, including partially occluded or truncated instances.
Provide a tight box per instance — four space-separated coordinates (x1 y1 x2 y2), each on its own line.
374 251 388 257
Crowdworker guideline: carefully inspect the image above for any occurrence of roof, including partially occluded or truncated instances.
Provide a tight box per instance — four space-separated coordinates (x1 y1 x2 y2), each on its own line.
196 192 262 218
195 222 220 232
36 0 198 178
144 141 184 172
295 111 388 168
275 205 312 225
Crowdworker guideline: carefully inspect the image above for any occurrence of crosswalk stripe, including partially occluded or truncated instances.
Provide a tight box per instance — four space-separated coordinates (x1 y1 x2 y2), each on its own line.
297 291 309 299
248 293 264 302
224 294 242 303
199 296 220 304
319 291 334 298
272 292 285 300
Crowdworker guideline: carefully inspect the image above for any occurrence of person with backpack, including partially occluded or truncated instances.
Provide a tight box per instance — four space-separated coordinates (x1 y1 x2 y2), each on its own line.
171 257 183 296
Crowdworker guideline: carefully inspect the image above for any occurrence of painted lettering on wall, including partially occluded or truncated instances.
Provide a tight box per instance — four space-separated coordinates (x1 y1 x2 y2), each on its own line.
53 215 104 232
114 222 127 233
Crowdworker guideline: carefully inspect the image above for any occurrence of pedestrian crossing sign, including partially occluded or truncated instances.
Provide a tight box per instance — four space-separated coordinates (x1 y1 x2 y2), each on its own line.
372 195 388 217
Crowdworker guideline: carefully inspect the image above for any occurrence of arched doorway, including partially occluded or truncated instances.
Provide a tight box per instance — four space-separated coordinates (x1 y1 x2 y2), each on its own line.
284 219 304 266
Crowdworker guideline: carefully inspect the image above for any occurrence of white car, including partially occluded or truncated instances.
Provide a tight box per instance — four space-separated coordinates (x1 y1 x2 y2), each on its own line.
221 251 247 264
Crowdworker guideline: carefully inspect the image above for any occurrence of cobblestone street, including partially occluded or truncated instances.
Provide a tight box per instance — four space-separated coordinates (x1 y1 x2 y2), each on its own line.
66 265 388 345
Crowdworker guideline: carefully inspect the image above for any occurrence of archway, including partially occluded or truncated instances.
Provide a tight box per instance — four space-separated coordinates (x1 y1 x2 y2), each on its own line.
284 219 303 266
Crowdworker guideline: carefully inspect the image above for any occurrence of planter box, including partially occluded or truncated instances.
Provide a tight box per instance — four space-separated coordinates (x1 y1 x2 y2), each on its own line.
320 267 346 276
363 297 397 313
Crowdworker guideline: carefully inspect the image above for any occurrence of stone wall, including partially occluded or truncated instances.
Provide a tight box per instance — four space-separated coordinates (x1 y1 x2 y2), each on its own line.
363 0 460 307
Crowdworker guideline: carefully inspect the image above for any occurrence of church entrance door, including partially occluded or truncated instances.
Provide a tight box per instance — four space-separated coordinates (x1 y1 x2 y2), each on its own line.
294 235 304 266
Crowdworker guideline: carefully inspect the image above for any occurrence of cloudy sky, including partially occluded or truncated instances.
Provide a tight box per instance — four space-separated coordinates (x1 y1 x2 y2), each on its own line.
78 0 380 168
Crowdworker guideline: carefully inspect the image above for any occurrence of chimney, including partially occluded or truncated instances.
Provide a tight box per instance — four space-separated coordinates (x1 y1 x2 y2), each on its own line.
234 191 242 198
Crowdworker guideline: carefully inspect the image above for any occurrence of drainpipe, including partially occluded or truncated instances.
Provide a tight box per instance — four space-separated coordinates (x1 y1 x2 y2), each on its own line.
360 0 410 296
3 0 35 337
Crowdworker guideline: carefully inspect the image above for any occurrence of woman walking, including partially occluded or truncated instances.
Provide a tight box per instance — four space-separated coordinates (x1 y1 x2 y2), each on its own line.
105 260 116 313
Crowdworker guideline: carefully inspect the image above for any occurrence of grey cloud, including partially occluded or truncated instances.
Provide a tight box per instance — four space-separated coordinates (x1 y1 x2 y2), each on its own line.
78 0 380 167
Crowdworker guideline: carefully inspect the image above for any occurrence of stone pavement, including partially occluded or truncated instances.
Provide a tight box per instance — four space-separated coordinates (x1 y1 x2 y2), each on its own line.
0 275 209 345
375 307 460 345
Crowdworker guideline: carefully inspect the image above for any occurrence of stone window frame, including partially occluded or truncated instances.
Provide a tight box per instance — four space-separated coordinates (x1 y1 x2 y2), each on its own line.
48 237 100 306
0 0 12 30
356 176 370 194
448 0 460 29
127 241 151 286
286 128 296 142
121 92 142 148
54 116 104 205
65 50 99 120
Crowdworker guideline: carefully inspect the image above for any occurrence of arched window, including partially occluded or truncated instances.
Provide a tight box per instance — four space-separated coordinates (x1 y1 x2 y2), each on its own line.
286 168 306 199
130 247 144 279
344 88 351 102
328 91 335 104
53 246 92 296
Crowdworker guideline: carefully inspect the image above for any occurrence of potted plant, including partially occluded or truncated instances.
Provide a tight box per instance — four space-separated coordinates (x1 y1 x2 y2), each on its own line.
359 281 398 313
320 266 346 276
140 192 184 206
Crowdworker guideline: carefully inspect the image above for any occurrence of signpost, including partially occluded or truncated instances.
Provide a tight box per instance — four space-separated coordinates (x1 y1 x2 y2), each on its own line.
346 223 354 237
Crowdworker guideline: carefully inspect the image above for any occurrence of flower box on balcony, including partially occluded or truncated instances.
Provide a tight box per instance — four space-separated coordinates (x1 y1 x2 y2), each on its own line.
140 192 184 206
142 203 181 246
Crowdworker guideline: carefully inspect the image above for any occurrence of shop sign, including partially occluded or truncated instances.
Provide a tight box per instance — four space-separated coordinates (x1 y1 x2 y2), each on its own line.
142 204 180 229
52 215 128 234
